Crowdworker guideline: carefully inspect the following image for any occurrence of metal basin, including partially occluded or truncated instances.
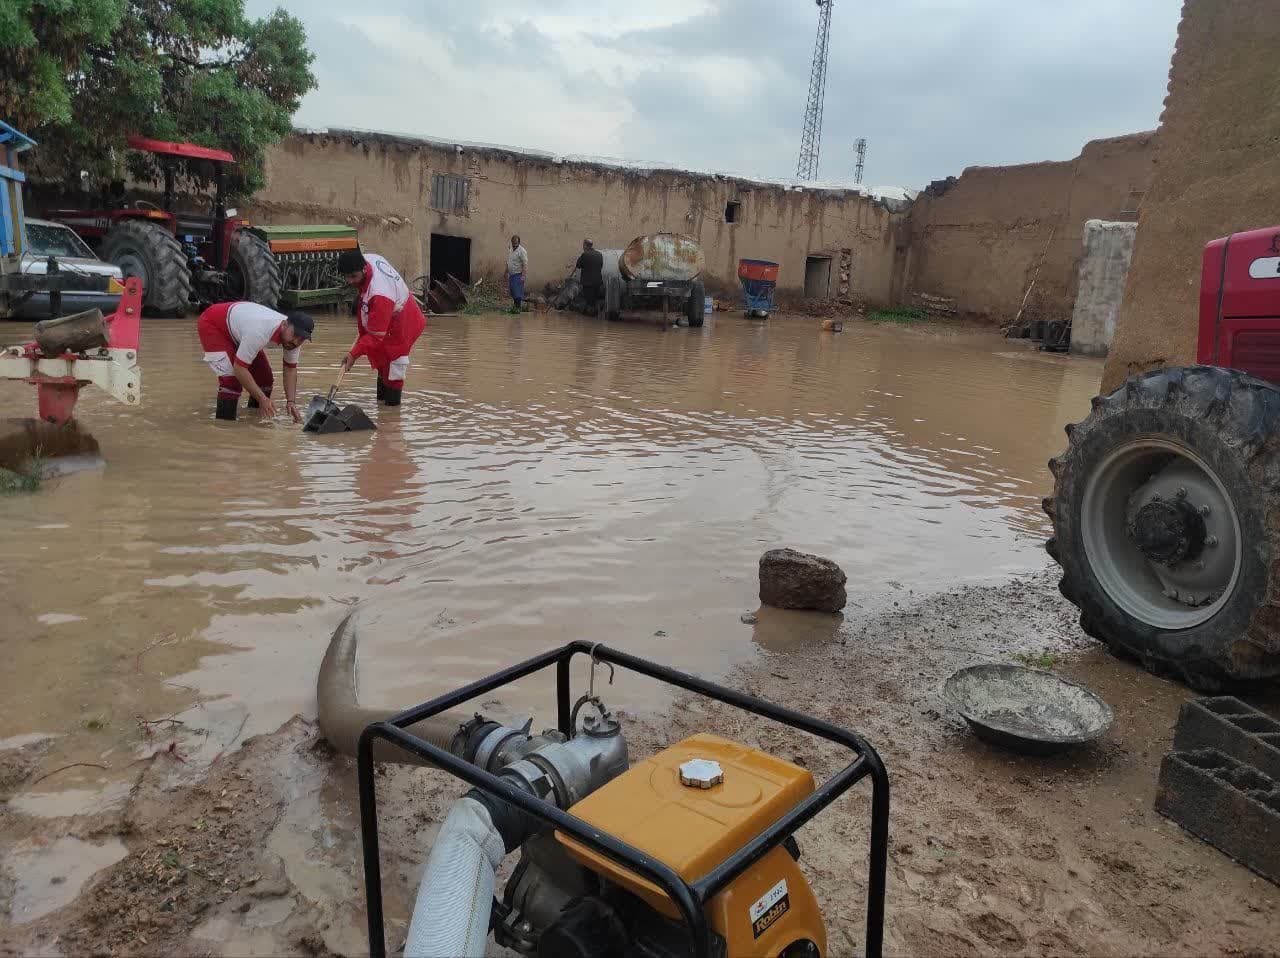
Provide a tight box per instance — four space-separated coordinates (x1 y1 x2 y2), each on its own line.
943 664 1113 755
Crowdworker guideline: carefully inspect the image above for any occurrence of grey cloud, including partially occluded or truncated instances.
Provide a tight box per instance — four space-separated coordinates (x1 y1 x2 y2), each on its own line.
247 0 1180 188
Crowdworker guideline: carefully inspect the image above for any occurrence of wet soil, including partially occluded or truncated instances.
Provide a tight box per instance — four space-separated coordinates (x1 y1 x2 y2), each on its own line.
2 568 1278 956
3 310 1276 954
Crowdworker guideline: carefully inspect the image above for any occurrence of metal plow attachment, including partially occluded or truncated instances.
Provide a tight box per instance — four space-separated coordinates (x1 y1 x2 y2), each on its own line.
0 277 142 476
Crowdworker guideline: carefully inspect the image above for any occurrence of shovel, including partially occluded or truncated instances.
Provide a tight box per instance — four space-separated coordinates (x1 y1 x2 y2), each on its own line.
302 367 377 434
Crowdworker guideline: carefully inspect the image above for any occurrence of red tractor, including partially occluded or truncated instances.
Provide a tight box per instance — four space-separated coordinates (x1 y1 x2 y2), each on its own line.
1045 226 1280 690
45 136 280 314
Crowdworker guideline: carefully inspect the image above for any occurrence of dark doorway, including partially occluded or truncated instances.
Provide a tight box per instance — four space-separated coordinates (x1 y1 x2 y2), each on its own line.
804 255 832 298
430 233 472 284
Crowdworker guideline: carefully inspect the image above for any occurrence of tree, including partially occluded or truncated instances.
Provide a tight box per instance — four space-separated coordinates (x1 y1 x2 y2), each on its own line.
0 1 315 196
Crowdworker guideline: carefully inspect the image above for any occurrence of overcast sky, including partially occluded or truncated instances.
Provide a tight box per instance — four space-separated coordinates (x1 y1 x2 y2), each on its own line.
246 0 1182 190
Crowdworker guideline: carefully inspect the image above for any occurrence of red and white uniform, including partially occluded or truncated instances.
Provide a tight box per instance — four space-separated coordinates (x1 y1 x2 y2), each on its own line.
350 253 426 389
197 301 298 399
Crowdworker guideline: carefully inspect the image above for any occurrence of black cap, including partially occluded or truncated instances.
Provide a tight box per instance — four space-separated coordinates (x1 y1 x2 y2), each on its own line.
337 248 365 274
285 310 315 340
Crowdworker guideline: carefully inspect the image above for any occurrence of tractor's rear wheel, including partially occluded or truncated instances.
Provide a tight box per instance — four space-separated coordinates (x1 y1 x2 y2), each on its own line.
100 220 191 315
1045 365 1280 689
225 230 282 308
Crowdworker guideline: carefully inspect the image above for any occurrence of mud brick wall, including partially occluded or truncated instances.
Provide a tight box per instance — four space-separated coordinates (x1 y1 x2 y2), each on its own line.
247 131 910 305
1103 0 1280 392
905 133 1155 325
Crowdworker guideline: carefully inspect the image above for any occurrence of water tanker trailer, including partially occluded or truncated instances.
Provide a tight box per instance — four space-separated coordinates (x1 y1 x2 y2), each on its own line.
603 233 706 328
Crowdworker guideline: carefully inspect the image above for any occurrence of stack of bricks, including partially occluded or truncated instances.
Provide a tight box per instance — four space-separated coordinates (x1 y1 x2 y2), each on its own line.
1155 697 1280 885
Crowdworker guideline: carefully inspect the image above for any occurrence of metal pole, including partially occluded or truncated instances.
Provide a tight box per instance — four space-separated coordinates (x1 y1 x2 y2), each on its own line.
357 729 387 958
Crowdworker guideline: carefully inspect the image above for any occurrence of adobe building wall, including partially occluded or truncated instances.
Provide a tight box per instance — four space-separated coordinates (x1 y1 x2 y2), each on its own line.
1102 0 1280 391
246 130 909 305
905 132 1155 324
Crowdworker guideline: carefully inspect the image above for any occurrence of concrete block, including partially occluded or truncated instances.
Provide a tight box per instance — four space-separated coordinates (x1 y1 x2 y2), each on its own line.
1172 696 1280 782
1069 219 1138 358
1155 748 1280 885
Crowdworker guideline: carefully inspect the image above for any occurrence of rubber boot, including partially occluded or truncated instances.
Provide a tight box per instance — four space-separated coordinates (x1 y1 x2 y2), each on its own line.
246 390 271 410
215 397 238 421
383 386 402 407
376 378 387 403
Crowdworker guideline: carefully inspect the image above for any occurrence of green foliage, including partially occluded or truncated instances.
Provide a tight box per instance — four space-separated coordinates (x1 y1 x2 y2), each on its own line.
0 0 315 196
0 460 42 494
463 279 509 315
867 307 928 324
1013 651 1058 670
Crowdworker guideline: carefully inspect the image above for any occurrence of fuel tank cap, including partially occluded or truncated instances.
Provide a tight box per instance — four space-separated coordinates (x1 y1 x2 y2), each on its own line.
679 758 724 789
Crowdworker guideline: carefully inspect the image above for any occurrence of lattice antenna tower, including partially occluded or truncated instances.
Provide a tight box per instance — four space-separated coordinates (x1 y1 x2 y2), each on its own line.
854 138 867 184
796 0 834 180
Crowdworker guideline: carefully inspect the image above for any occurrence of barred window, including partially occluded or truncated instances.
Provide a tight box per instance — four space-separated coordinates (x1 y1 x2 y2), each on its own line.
431 174 470 213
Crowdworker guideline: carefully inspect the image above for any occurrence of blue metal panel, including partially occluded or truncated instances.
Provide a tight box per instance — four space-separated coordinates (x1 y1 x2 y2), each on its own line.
0 121 33 258
0 120 37 153
0 181 11 257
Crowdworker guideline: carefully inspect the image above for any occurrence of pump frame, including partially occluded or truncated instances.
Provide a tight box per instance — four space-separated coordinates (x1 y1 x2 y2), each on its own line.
357 640 890 958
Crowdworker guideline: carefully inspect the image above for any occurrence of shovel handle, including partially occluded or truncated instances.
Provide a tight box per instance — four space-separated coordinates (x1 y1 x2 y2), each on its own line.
327 364 350 402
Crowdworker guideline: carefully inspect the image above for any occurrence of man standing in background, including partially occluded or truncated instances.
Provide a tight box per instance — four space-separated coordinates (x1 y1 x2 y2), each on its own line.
576 239 604 316
504 235 529 313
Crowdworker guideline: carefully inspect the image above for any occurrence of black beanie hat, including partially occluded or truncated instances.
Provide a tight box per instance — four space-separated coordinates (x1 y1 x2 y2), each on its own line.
337 248 366 274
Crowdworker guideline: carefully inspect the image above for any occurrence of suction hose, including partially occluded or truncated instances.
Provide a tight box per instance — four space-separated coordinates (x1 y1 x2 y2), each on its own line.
405 796 506 958
316 608 464 765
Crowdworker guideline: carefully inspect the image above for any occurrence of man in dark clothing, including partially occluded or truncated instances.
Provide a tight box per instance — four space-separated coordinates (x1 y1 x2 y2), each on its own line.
576 239 605 315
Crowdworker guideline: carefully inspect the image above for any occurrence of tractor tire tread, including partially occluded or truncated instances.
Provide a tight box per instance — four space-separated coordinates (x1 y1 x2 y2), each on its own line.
1043 364 1280 690
228 230 283 308
100 219 191 314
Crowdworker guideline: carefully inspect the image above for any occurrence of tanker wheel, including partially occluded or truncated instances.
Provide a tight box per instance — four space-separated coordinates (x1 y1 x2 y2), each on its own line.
1044 365 1280 689
605 274 623 321
686 280 705 328
100 219 191 315
225 230 282 308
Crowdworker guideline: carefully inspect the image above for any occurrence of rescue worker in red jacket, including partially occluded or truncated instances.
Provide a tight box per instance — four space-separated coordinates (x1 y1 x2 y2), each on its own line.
336 248 427 406
197 301 314 421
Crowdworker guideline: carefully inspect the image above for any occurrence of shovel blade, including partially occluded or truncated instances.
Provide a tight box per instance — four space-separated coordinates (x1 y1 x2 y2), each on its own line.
302 395 341 432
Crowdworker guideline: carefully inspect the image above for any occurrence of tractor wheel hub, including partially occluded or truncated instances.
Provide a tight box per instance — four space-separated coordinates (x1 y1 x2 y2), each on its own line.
1127 496 1206 565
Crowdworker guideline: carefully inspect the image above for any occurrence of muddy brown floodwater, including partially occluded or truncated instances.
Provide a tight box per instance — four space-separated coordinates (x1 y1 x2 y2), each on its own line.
0 313 1099 757
11 311 1272 956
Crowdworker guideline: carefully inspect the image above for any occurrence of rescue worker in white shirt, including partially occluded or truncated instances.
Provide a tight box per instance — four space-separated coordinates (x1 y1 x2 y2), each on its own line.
197 301 314 421
336 248 427 406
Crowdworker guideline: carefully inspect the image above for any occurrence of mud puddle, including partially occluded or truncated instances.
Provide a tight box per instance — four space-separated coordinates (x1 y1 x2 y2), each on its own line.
0 313 1100 797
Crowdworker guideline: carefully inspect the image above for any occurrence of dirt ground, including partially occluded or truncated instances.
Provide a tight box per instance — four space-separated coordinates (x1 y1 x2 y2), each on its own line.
2 564 1277 957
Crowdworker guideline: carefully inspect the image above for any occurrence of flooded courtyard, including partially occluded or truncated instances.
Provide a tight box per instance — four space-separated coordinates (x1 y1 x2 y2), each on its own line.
0 312 1100 768
4 311 1280 958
